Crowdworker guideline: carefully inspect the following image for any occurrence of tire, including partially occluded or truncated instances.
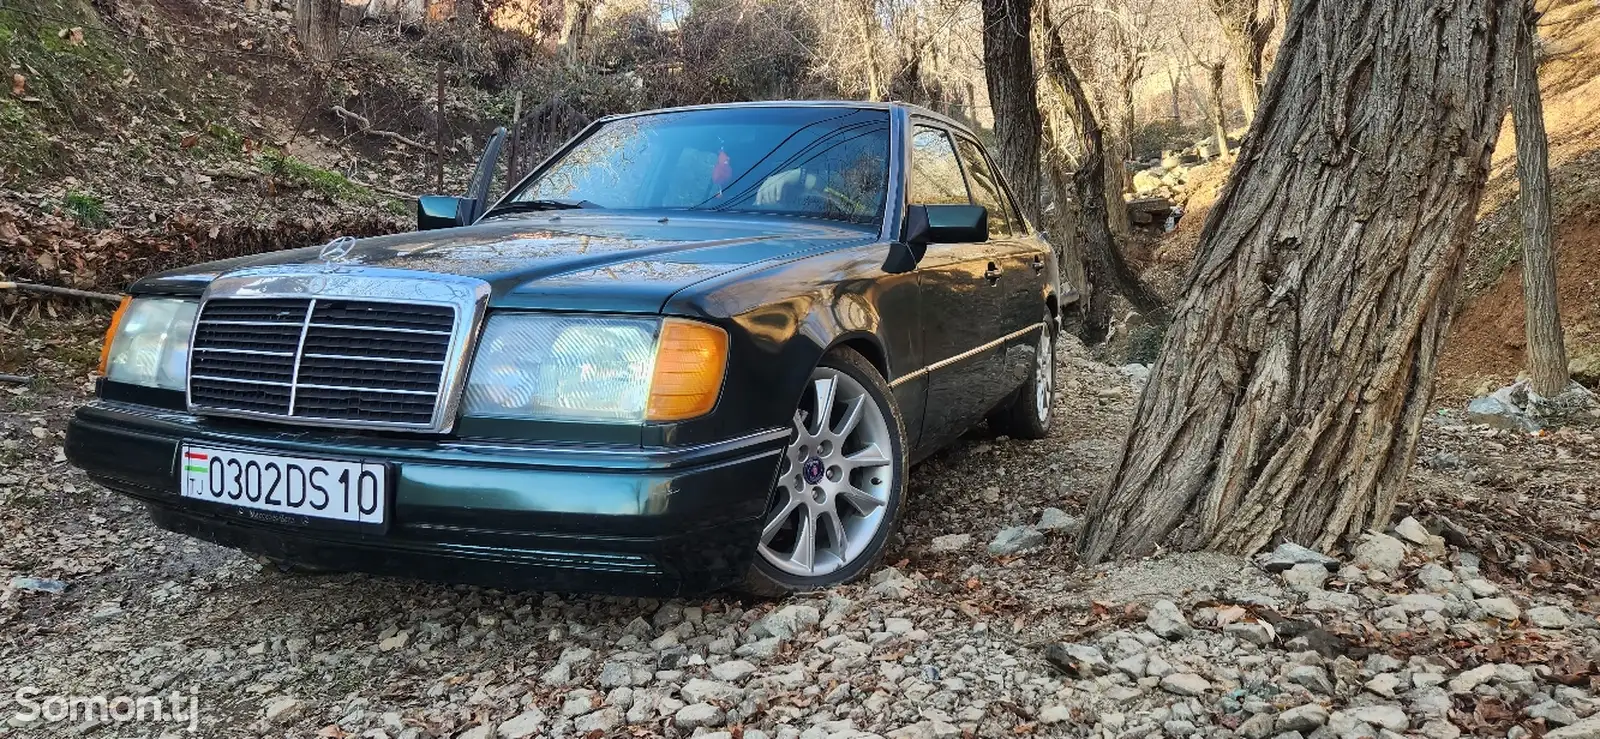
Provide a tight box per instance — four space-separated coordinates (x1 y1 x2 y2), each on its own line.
988 311 1056 440
741 347 908 597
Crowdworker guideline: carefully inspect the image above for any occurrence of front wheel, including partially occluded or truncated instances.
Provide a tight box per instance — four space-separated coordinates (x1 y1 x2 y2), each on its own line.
742 348 908 596
988 312 1056 440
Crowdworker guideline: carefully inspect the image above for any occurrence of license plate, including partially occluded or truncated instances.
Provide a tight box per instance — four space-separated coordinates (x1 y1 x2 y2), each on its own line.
179 444 387 525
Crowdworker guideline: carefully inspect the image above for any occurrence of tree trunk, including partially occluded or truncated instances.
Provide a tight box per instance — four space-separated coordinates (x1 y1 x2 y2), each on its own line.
1078 0 1519 563
1206 63 1230 158
1168 67 1183 121
1209 0 1275 125
1041 11 1169 341
295 0 342 62
1512 1 1568 397
981 0 1043 222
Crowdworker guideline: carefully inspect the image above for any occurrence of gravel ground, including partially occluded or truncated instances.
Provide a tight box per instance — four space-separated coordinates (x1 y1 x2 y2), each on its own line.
3 320 1600 739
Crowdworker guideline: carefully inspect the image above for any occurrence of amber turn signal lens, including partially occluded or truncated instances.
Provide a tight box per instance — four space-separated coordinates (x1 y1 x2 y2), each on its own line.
98 295 133 375
646 318 729 421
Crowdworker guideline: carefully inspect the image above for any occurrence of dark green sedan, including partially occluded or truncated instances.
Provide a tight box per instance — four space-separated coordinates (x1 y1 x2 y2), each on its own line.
66 101 1072 596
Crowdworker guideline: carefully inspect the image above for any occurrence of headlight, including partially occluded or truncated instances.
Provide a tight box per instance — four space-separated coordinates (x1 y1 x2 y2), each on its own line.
462 314 728 423
99 297 198 390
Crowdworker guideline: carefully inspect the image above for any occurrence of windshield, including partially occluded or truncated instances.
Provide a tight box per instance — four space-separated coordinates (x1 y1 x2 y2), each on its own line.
505 107 891 225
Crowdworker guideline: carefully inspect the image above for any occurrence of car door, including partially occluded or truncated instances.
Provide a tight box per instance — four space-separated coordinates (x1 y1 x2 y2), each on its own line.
905 123 1008 451
954 135 1047 393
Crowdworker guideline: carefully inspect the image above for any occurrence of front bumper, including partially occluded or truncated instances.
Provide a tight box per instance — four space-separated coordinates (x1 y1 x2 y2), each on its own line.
66 401 788 596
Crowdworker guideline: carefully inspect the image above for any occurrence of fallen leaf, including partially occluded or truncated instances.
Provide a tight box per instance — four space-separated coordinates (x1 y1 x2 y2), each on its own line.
180 133 201 149
1216 605 1248 626
10 73 22 96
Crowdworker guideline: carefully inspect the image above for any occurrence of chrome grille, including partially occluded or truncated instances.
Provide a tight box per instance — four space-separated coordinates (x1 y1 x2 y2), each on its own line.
188 297 455 429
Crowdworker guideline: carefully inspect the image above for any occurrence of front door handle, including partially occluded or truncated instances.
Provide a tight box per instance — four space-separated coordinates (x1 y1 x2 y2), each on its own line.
984 263 1003 283
1032 254 1046 272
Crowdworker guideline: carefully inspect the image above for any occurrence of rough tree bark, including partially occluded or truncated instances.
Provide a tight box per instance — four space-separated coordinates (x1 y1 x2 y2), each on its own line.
1041 10 1169 340
981 0 1043 222
1079 0 1520 562
1209 0 1275 124
1205 62 1230 158
1511 1 1569 397
294 0 342 62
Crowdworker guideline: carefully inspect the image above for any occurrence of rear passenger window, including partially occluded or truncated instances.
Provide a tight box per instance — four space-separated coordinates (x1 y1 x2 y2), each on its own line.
908 126 970 206
954 138 1016 237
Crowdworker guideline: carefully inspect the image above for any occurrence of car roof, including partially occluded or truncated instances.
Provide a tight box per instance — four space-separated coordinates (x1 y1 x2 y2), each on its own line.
599 100 981 142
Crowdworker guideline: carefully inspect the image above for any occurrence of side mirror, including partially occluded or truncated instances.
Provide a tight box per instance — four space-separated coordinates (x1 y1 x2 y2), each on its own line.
417 195 465 231
905 204 988 246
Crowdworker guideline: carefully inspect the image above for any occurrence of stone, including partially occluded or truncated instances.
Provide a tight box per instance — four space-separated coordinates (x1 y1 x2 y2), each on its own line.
1527 605 1572 628
1044 643 1109 677
1038 705 1071 724
1546 716 1600 739
1464 578 1500 597
1393 517 1432 546
988 526 1045 556
1398 593 1448 613
573 707 621 734
1415 563 1456 591
1036 507 1080 534
1282 563 1331 592
1349 705 1408 732
264 697 303 724
1353 534 1406 575
1113 653 1147 678
710 660 757 682
1477 597 1521 621
456 727 493 739
1160 673 1210 696
378 631 409 652
1277 704 1329 733
1286 665 1333 695
929 533 971 553
1146 600 1194 639
496 709 546 739
1420 720 1462 739
675 703 726 730
681 679 741 704
1226 622 1274 646
1529 702 1580 726
755 605 820 639
1449 664 1497 693
1257 542 1340 573
1365 673 1401 698
1239 713 1276 739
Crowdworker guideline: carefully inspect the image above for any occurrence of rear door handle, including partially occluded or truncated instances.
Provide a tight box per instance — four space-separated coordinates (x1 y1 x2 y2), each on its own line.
984 263 1003 282
1032 255 1046 272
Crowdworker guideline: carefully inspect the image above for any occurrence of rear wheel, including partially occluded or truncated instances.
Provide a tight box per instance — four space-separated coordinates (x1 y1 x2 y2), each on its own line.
742 348 907 596
988 312 1056 440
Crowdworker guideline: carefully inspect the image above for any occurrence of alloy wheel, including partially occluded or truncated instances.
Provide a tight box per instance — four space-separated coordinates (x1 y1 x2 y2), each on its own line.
1035 325 1054 424
758 368 895 578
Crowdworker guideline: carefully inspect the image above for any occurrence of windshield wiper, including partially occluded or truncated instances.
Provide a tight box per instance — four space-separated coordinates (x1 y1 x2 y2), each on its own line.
485 198 599 216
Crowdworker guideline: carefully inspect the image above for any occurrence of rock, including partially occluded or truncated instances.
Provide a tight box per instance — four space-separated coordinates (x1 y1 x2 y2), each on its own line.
573 707 621 734
1036 507 1080 534
1365 673 1401 698
561 690 599 717
1239 713 1276 739
1449 664 1497 693
1226 622 1274 646
456 726 493 739
1277 704 1329 733
1464 578 1499 597
710 660 757 682
675 703 726 730
1527 605 1572 628
1529 702 1580 726
754 605 820 639
264 697 303 724
1146 600 1194 639
8 577 66 594
929 533 971 553
1393 517 1432 546
378 631 409 652
1043 643 1109 677
1399 593 1449 613
1160 673 1210 696
496 709 546 738
1547 716 1600 739
681 679 741 704
1258 542 1341 573
988 526 1045 556
1282 563 1331 592
1415 563 1456 591
887 720 961 739
1113 653 1147 678
1349 705 1408 732
1038 705 1071 724
1286 665 1334 695
735 637 782 660
1353 533 1406 575
1572 351 1600 388
1118 364 1152 387
1477 597 1521 621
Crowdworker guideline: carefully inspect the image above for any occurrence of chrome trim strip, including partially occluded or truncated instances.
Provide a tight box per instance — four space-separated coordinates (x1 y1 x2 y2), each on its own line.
443 427 793 459
888 322 1045 388
307 323 453 337
300 353 446 366
286 297 316 414
194 347 296 358
186 266 492 434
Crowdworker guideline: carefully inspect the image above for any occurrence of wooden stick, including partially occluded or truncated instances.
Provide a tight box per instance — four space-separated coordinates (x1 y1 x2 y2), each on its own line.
332 106 428 150
0 281 122 302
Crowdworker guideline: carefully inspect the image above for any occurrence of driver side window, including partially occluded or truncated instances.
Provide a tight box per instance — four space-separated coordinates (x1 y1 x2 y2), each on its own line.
908 126 971 206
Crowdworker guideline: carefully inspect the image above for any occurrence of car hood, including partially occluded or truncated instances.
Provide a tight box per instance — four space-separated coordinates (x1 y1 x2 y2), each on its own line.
132 213 879 313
